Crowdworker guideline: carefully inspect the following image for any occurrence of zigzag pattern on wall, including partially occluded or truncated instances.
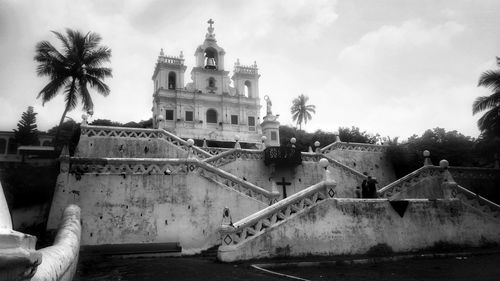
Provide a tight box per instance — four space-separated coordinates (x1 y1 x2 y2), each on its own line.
220 181 335 248
67 157 279 205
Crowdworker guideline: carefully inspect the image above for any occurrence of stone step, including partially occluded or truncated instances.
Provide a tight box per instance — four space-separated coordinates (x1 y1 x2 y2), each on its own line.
81 242 182 256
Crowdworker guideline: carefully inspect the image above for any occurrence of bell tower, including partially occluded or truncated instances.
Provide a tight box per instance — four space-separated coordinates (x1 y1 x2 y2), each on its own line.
232 59 260 98
152 49 187 91
191 19 231 95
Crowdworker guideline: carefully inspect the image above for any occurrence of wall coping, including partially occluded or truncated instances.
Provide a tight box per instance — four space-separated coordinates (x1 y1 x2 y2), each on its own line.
80 125 212 159
321 141 388 154
67 157 279 203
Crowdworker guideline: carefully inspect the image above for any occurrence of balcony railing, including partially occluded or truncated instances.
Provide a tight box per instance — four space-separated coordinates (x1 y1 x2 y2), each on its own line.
264 146 302 166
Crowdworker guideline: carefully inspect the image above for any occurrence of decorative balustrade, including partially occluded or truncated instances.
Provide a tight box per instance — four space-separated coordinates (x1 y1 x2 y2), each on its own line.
449 167 500 181
158 55 184 65
196 161 278 205
202 147 231 156
454 185 500 219
234 65 258 75
80 125 211 159
321 141 388 154
69 158 190 175
220 181 336 248
378 166 443 198
301 153 367 180
203 149 264 167
67 157 278 204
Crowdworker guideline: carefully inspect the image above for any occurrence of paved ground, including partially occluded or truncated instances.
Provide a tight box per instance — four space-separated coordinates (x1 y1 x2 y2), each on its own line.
75 251 500 281
275 254 500 281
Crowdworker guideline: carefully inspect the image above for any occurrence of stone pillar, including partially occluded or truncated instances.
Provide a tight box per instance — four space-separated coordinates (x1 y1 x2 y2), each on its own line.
260 114 280 147
439 159 457 199
423 150 433 166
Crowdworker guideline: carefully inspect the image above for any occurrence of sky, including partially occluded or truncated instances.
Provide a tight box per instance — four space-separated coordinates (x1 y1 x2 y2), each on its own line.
1 0 499 140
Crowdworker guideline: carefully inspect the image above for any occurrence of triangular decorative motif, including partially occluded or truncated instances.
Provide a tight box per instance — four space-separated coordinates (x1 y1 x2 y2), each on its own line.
389 200 410 218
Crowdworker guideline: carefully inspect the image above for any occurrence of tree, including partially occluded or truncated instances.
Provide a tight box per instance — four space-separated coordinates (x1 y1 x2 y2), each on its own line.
13 106 39 146
290 94 316 130
474 56 500 138
34 29 112 144
338 126 379 144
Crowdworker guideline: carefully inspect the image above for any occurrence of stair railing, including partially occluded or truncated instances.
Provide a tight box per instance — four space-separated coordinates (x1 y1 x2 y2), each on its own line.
203 148 264 167
219 179 336 248
377 166 443 198
68 157 279 204
80 125 211 159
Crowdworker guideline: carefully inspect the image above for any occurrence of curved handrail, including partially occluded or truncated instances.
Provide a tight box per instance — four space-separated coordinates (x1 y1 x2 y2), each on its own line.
321 141 388 154
68 157 278 203
301 153 367 180
32 204 81 281
377 166 442 197
203 148 264 166
455 184 500 218
158 129 212 158
220 180 336 247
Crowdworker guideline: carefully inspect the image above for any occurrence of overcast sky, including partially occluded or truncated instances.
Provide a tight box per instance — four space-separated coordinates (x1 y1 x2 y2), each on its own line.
1 0 499 139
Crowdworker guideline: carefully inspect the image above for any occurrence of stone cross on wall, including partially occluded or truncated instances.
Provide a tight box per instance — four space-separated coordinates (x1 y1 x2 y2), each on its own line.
276 177 291 198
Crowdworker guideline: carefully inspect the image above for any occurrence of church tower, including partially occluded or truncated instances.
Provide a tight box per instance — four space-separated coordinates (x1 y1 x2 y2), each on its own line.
152 19 264 146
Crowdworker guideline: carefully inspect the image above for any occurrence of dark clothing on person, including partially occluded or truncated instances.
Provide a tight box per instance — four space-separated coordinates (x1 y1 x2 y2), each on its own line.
367 178 378 198
361 179 368 198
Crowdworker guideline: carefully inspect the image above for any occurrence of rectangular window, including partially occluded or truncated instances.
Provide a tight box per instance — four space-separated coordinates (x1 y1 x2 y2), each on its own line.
185 111 194 122
231 115 239 125
165 110 174 121
248 116 255 126
271 131 277 141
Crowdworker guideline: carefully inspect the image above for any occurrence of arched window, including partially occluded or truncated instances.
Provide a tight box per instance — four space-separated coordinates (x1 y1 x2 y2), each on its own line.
206 109 217 124
244 80 251 97
208 77 216 88
168 72 176 89
204 47 218 70
0 138 6 154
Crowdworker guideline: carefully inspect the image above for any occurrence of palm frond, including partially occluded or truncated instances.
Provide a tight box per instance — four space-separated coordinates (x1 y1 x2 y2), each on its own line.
86 75 110 96
37 76 69 103
85 67 112 79
64 81 79 111
477 107 500 132
478 70 500 92
472 93 500 115
85 47 112 67
79 79 94 112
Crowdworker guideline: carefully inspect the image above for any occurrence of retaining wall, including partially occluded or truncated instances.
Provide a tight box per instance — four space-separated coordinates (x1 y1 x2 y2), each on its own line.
47 167 268 253
219 198 500 261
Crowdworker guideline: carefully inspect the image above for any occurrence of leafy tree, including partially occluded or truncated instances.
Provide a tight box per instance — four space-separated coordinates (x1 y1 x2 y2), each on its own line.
338 126 380 144
474 56 500 138
90 119 123 127
13 106 39 146
290 94 316 130
34 29 112 144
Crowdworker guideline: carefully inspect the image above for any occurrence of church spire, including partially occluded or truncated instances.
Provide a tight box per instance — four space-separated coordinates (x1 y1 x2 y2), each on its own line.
205 18 216 41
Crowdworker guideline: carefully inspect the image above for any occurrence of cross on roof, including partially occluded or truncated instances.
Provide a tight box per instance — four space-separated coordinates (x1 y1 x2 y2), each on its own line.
207 19 214 28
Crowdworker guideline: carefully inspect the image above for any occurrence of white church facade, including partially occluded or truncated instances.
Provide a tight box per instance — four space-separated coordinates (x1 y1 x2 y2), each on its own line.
151 19 279 145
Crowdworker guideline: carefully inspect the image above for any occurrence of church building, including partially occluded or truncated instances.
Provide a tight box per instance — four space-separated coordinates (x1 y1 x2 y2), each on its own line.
151 19 279 146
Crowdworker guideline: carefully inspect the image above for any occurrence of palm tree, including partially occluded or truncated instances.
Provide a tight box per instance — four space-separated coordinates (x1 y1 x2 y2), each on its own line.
474 57 500 138
34 29 112 143
291 94 316 130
